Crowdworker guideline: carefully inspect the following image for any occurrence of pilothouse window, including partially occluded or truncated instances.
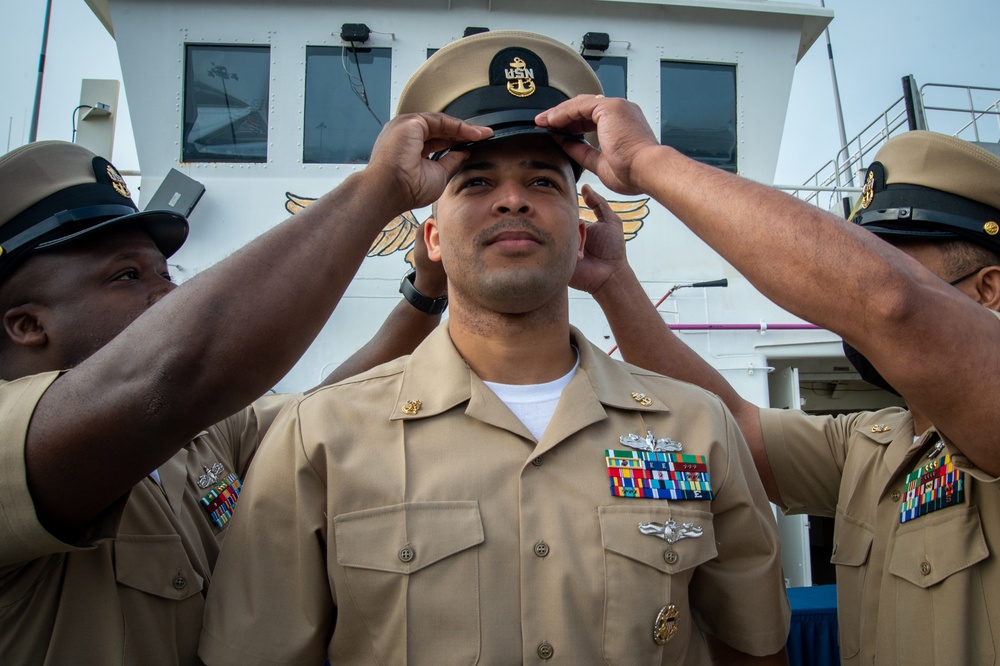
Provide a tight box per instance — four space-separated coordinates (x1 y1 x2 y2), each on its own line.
183 45 270 163
304 46 391 164
584 55 627 100
660 61 737 173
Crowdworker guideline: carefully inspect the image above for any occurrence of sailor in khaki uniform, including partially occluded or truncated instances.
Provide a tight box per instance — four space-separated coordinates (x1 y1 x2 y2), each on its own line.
533 91 1000 662
0 373 286 665
0 125 463 663
200 30 790 665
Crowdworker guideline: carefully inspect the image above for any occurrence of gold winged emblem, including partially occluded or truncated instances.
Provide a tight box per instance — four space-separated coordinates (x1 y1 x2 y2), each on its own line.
285 192 420 266
578 195 650 241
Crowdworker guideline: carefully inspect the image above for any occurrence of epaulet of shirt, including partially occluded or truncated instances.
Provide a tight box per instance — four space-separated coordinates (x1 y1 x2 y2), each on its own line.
852 407 910 446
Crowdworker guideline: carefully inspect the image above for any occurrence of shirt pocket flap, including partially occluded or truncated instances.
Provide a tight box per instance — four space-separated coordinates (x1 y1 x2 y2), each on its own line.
830 513 874 567
114 535 204 600
889 506 988 588
334 501 484 575
599 505 717 574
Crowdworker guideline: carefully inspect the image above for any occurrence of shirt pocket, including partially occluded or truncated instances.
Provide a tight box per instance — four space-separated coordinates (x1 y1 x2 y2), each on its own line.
830 510 873 661
888 505 994 665
114 534 204 601
334 501 484 666
599 505 717 666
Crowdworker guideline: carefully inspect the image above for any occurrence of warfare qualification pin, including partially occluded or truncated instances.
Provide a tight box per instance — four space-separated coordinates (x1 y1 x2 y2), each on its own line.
620 430 682 453
639 518 703 544
197 462 226 489
653 604 680 645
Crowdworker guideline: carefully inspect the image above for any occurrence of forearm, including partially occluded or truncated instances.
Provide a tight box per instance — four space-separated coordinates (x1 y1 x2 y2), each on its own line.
631 144 915 334
27 170 408 532
631 144 1000 474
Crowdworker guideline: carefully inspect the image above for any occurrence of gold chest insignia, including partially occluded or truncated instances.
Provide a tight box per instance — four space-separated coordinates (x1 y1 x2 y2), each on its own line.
653 604 680 645
505 56 536 98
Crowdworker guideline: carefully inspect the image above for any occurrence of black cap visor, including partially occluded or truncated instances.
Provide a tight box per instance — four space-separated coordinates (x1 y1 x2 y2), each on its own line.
0 204 188 282
431 110 587 179
853 183 1000 252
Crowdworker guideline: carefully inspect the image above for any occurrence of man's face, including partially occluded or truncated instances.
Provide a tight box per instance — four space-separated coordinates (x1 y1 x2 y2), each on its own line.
14 226 176 369
427 135 585 314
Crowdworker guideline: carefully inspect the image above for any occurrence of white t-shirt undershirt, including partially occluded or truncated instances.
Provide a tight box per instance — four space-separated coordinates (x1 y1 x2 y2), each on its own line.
483 349 580 441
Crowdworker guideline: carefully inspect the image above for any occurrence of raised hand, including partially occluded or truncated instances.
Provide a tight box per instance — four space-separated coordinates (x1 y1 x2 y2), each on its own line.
570 184 632 297
536 95 660 196
367 113 492 212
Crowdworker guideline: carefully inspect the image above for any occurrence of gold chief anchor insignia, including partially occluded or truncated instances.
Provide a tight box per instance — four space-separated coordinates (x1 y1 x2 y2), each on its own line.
505 56 536 98
402 399 422 415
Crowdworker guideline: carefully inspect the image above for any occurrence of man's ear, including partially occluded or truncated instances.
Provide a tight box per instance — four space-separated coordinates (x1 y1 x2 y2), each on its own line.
425 216 442 262
976 266 1000 310
577 220 587 260
3 304 48 348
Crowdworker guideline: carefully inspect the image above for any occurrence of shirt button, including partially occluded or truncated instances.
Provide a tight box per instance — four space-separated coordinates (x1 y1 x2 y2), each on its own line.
531 457 543 467
920 561 932 576
399 546 415 563
172 575 187 590
663 550 678 565
537 642 554 659
534 542 550 558
890 490 901 502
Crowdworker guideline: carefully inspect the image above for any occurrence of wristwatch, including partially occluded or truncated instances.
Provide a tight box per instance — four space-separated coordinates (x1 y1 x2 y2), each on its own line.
399 269 448 315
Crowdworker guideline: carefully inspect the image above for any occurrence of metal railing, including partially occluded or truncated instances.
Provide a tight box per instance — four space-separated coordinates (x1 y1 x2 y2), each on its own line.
920 82 1000 143
782 80 1000 211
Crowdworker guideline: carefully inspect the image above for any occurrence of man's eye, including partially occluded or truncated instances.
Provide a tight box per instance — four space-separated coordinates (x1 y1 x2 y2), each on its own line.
532 177 557 188
460 177 489 189
115 269 139 281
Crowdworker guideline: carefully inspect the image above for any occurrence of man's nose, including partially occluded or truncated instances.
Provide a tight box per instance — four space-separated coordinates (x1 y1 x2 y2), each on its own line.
492 183 532 216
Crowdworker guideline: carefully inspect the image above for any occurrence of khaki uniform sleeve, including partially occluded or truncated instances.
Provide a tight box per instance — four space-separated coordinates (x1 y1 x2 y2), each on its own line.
199 397 332 666
759 407 856 517
688 401 791 655
207 393 298 479
0 373 122 570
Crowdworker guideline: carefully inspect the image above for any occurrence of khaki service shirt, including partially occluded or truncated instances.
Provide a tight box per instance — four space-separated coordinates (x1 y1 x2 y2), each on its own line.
0 371 290 665
761 406 1000 665
201 325 789 666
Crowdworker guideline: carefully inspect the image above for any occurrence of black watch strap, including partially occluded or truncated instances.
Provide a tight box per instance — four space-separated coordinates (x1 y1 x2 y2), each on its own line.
399 270 448 315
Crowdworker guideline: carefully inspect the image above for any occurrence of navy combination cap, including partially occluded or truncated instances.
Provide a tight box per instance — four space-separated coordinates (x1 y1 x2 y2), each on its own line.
852 131 1000 255
0 141 189 283
397 30 604 163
